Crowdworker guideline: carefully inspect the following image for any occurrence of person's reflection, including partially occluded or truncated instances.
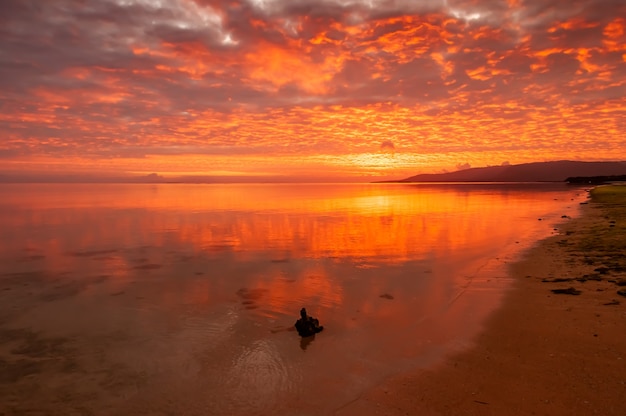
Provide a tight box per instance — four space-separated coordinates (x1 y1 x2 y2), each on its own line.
300 333 315 351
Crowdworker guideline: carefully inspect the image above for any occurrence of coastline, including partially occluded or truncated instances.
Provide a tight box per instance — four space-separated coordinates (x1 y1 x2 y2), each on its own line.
337 185 626 416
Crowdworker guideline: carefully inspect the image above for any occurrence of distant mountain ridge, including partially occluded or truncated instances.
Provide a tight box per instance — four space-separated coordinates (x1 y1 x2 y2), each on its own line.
400 161 626 183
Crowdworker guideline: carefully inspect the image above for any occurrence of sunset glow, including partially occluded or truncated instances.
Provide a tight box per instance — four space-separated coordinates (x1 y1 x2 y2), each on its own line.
1 0 624 181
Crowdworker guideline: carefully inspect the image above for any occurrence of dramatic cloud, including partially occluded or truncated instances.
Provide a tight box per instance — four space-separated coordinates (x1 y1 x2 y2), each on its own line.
380 140 395 154
0 0 624 180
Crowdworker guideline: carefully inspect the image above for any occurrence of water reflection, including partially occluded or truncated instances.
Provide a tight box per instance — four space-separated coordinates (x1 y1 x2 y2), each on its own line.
225 339 293 412
300 333 316 351
0 183 584 415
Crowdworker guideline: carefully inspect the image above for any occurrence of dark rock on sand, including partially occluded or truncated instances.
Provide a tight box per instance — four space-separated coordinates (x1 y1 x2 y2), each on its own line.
542 277 575 283
578 274 602 282
617 289 626 297
551 287 582 295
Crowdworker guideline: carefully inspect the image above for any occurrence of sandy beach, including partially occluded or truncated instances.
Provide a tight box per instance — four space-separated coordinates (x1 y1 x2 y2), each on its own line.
337 185 626 416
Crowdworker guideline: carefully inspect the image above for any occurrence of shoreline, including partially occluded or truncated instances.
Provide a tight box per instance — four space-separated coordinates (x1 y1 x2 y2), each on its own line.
337 185 626 416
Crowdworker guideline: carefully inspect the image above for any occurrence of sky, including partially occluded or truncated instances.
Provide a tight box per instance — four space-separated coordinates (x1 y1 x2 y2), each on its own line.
1 0 625 182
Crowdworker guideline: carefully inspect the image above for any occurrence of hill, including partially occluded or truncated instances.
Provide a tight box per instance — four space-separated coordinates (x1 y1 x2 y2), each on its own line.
399 161 626 183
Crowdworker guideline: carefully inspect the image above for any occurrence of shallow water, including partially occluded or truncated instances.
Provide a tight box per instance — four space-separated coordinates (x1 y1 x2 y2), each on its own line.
0 183 586 415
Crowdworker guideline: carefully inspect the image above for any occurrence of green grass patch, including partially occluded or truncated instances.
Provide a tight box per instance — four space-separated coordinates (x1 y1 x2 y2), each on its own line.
589 184 626 204
571 184 626 272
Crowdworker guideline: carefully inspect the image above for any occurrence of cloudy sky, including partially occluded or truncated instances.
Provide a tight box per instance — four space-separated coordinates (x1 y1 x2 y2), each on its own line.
1 0 624 181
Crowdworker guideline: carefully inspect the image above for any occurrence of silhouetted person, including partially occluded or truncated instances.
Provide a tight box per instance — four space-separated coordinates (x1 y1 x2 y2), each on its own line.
294 308 324 337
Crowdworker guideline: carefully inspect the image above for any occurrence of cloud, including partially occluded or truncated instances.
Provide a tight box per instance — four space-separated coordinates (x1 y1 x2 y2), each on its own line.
0 0 624 178
380 140 395 154
141 172 166 182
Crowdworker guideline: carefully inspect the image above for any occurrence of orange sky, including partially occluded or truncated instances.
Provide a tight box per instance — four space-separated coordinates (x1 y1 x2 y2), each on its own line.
0 0 624 182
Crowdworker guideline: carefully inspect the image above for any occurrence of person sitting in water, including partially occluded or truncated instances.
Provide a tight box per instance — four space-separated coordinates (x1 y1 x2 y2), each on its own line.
294 308 324 337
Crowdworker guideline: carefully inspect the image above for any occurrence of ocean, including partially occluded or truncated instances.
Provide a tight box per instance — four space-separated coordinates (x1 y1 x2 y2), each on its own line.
0 183 587 415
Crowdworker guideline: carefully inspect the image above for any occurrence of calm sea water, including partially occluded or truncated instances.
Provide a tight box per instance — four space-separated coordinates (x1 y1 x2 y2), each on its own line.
0 183 586 415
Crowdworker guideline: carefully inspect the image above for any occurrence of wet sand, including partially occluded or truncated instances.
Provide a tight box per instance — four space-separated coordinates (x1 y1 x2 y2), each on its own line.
337 186 626 416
